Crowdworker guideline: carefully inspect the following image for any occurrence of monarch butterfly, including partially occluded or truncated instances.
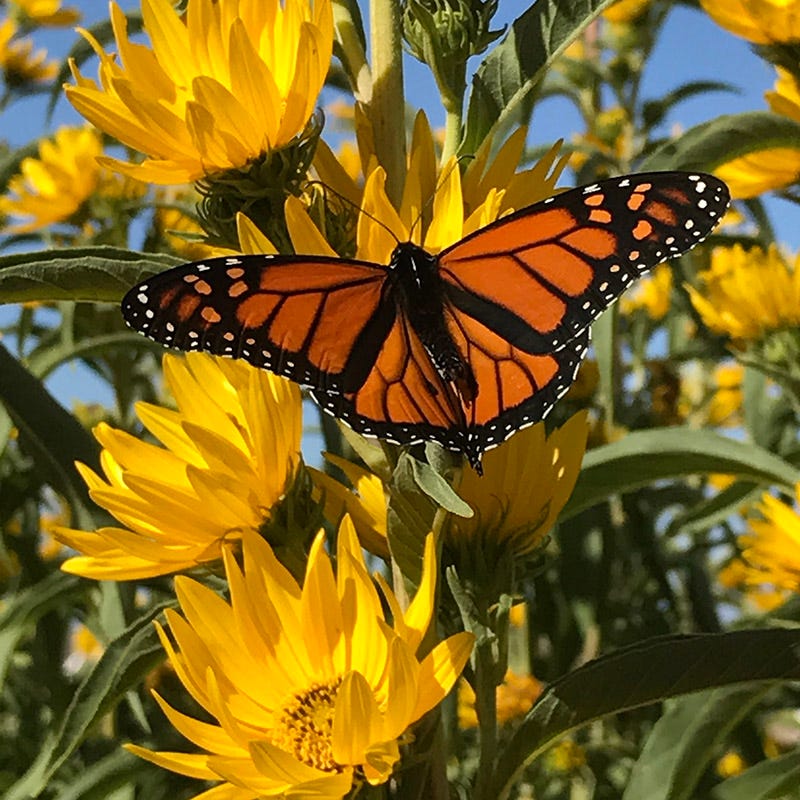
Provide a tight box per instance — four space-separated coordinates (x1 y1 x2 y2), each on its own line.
123 171 729 474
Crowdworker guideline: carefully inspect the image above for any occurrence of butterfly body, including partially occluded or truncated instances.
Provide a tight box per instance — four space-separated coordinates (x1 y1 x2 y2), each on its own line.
388 241 479 404
123 171 729 473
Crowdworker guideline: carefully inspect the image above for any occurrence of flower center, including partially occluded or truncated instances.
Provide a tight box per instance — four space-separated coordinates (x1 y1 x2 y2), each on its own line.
272 678 343 772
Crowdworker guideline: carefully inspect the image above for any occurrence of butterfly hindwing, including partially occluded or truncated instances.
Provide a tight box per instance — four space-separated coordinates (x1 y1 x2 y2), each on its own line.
122 254 392 394
438 172 729 355
311 310 465 447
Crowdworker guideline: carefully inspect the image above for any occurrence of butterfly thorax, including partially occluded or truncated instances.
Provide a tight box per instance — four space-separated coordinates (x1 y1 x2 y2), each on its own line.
390 242 478 404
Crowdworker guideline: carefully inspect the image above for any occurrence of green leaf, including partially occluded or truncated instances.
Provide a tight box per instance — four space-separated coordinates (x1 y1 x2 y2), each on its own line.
491 629 800 800
0 572 86 691
52 749 144 800
387 453 437 588
461 0 614 156
666 479 762 538
411 458 473 518
622 686 767 800
25 332 164 380
0 247 183 305
640 112 800 172
0 342 100 526
7 602 172 800
561 428 800 520
641 81 738 130
711 749 800 800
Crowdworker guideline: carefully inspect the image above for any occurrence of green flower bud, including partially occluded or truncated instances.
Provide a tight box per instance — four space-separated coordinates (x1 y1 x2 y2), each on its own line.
403 0 503 110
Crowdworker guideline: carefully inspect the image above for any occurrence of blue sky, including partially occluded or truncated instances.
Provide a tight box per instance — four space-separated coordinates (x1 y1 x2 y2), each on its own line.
3 0 796 406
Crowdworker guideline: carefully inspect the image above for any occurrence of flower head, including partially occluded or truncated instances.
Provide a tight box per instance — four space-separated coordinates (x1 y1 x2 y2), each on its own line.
708 66 800 197
8 0 80 26
603 0 650 24
66 0 333 185
308 112 567 262
739 486 800 594
0 126 144 234
687 244 800 342
0 16 57 85
700 0 800 44
448 412 588 558
458 669 543 729
620 263 672 320
127 518 474 797
55 352 302 579
707 362 744 425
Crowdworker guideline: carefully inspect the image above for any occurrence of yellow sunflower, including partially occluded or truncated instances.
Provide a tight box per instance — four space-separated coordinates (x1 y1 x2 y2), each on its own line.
687 244 800 342
0 16 56 85
458 668 543 729
8 0 80 26
55 352 302 579
603 0 650 23
700 0 800 44
0 126 144 233
66 0 333 184
449 411 589 557
314 413 588 561
739 487 800 594
619 263 672 320
127 518 474 798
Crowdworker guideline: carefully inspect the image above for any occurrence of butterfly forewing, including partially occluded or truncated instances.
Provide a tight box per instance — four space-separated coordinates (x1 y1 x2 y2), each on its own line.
122 254 390 394
438 172 729 354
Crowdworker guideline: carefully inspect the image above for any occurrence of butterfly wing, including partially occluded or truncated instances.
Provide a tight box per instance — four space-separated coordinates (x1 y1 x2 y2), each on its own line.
443 307 590 468
310 309 467 449
121 254 395 394
312 308 590 472
438 172 729 354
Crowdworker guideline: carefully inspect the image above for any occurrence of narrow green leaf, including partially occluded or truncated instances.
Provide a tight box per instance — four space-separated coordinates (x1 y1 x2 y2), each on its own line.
52 749 144 800
712 749 800 800
641 111 800 172
25 331 164 380
492 629 800 800
387 454 437 588
0 247 182 304
622 686 767 800
461 0 614 156
10 602 172 798
411 458 473 518
0 572 85 691
561 428 800 520
0 342 99 526
641 80 738 129
592 303 615 423
666 479 762 538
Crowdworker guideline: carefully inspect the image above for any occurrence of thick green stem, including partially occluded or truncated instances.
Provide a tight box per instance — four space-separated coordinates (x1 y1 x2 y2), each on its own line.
441 105 462 164
369 0 406 206
473 638 498 800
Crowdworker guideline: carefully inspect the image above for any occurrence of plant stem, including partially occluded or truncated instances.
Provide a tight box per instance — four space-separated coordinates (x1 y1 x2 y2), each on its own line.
441 105 462 164
473 637 498 800
369 0 406 206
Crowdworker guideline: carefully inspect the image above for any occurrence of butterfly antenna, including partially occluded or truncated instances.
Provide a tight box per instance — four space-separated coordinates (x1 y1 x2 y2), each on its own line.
407 154 476 244
304 179 401 246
